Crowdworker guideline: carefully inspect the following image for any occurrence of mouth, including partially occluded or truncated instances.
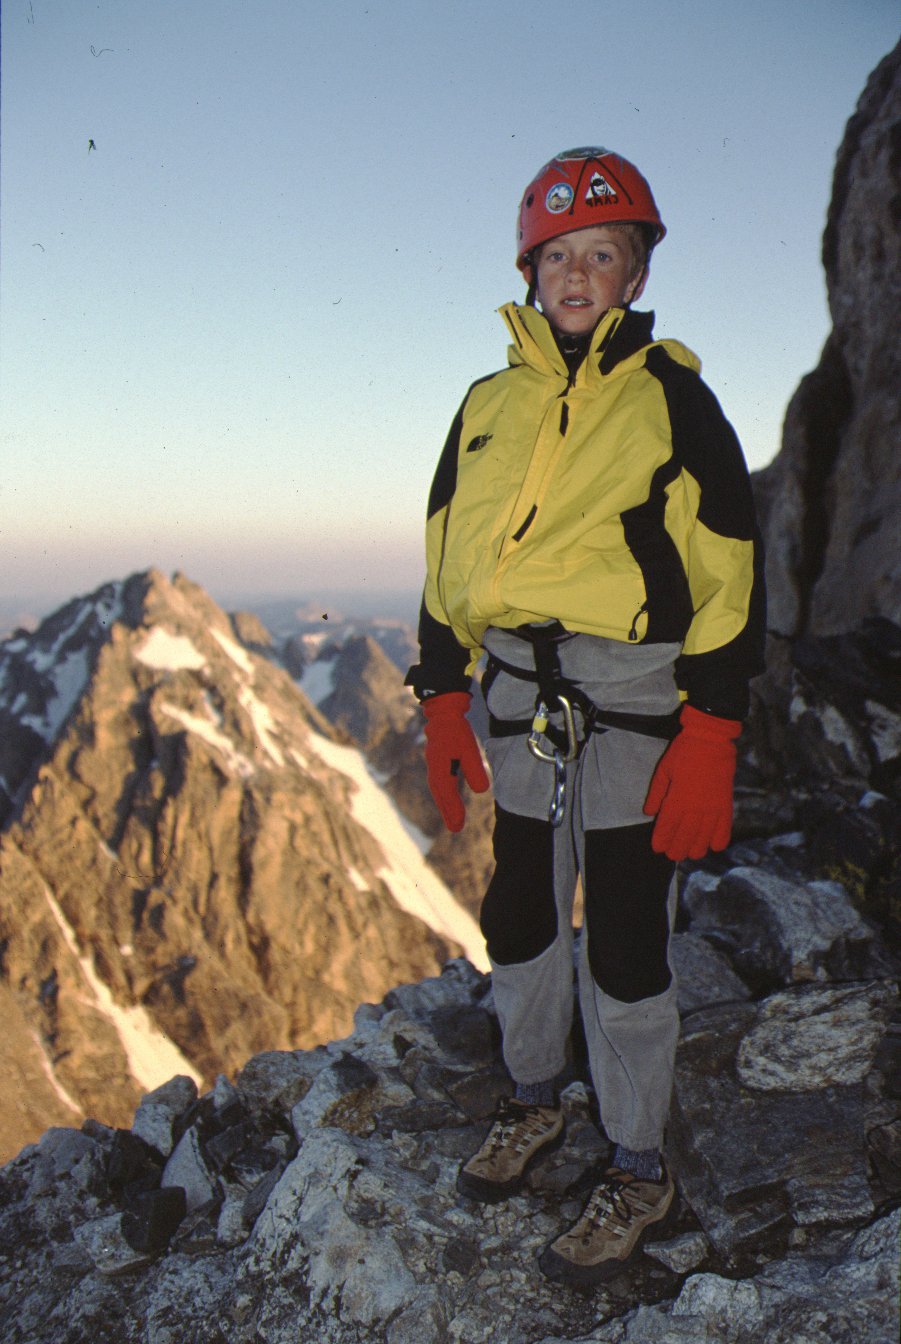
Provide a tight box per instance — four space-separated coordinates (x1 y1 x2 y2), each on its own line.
561 297 592 308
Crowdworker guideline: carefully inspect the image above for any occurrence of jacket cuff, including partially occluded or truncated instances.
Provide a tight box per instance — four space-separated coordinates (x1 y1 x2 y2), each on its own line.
405 598 472 701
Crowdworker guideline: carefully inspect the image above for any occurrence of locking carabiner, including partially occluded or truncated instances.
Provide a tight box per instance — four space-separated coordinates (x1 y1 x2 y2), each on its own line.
527 695 579 763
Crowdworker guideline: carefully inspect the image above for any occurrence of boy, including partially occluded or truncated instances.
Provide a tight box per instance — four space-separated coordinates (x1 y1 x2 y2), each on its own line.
406 147 765 1285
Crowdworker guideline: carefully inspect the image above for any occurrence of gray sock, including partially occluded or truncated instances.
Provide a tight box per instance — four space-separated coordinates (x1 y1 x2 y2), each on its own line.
612 1144 662 1181
514 1079 557 1108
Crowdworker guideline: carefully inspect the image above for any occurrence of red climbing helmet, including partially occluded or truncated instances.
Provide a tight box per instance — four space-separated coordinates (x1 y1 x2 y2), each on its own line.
516 147 666 280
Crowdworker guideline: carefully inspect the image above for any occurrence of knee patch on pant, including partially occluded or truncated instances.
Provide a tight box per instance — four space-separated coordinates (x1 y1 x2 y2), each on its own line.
583 822 675 1002
480 805 557 965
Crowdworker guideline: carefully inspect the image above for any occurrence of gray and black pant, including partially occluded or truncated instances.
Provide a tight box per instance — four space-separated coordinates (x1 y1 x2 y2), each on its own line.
480 626 681 1152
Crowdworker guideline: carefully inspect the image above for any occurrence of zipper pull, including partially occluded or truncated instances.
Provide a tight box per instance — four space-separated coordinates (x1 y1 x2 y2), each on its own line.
628 602 648 642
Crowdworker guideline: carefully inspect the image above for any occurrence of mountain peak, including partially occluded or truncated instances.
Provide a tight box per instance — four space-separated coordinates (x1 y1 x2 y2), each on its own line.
0 570 485 1158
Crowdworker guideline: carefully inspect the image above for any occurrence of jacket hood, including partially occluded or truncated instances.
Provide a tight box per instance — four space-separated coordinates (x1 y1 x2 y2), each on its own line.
499 303 701 381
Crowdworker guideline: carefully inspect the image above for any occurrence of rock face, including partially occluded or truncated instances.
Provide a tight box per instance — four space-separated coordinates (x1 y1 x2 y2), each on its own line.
0 873 897 1344
754 40 901 637
0 570 484 1160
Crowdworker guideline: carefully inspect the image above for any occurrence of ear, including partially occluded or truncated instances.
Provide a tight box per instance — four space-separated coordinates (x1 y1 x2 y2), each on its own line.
626 265 649 304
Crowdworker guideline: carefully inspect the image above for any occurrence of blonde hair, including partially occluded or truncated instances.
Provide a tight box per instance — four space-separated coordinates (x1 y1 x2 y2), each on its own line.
605 222 654 280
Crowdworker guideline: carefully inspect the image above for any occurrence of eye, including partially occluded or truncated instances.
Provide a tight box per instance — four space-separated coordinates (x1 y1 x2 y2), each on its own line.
591 251 612 264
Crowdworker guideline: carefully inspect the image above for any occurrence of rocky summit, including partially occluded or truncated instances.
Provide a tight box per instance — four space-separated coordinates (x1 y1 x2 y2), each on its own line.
0 840 898 1344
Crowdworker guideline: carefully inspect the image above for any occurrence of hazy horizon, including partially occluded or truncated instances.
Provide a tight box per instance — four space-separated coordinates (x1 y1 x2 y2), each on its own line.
0 570 423 635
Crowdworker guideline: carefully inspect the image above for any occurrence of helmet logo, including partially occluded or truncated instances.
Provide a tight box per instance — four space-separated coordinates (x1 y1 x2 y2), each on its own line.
585 171 617 206
545 182 574 213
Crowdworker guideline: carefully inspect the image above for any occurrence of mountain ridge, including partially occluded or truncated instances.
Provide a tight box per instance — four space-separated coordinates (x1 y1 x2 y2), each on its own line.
0 568 484 1160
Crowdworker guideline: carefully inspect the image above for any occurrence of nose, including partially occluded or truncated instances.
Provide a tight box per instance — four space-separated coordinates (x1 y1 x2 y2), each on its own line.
565 255 588 282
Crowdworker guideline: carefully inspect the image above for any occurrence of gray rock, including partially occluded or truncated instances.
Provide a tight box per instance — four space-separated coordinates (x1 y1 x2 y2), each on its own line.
74 1212 155 1275
211 1073 241 1112
644 1230 710 1274
216 1183 252 1247
736 980 897 1090
142 1254 234 1344
235 1047 330 1116
243 1129 418 1328
290 1053 415 1140
131 1075 199 1156
382 958 488 1021
682 865 874 986
161 1127 218 1213
670 932 752 1014
385 1289 448 1344
30 1127 104 1196
867 1116 901 1177
666 1003 876 1254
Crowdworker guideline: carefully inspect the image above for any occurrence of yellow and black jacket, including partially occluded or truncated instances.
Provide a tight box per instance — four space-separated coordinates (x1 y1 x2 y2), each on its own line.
408 303 765 719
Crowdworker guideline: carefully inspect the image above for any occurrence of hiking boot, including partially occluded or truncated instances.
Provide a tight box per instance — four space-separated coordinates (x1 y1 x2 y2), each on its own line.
456 1097 564 1203
538 1163 675 1285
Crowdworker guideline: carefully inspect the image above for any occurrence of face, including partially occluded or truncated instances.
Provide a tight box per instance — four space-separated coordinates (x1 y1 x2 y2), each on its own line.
534 226 646 336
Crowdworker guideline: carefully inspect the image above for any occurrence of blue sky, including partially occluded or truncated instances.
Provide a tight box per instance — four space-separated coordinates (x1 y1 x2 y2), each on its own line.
2 0 897 620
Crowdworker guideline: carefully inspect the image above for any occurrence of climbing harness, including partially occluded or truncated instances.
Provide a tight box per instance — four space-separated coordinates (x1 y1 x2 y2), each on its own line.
485 624 680 828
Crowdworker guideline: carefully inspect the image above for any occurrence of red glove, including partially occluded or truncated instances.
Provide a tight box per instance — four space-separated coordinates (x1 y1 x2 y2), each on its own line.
422 692 490 833
643 704 742 861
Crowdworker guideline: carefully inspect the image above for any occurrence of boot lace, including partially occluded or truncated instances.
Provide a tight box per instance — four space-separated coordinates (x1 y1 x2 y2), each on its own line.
485 1098 553 1154
581 1172 633 1230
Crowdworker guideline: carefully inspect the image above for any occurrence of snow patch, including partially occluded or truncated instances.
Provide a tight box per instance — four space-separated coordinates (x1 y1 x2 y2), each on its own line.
28 602 92 673
94 585 123 628
135 628 207 672
202 691 224 726
308 731 488 969
212 628 254 677
290 746 310 772
21 647 91 739
159 701 254 778
42 885 203 1091
300 659 336 706
30 1030 82 1115
238 685 284 765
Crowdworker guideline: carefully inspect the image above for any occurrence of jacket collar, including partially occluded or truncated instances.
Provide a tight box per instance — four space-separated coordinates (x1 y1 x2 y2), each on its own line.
500 303 657 381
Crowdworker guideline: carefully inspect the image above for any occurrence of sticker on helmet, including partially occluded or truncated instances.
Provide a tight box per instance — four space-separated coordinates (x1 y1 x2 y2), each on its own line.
545 182 574 213
585 172 617 205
